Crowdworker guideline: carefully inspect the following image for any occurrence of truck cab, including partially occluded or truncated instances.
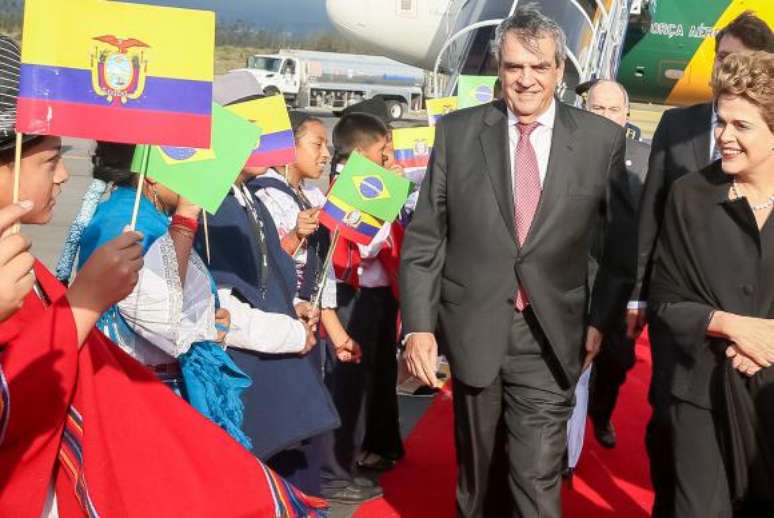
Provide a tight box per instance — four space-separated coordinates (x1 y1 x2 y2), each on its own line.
246 54 301 100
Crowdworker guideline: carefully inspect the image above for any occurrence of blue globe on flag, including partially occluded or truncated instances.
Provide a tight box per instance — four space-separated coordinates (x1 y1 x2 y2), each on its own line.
359 176 385 199
160 147 198 161
474 85 494 103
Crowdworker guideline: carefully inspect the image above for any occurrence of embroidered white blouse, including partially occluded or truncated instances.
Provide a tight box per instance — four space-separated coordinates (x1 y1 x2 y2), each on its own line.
254 169 338 309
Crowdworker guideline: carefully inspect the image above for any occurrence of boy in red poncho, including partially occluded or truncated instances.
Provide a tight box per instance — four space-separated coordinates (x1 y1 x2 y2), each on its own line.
0 35 326 517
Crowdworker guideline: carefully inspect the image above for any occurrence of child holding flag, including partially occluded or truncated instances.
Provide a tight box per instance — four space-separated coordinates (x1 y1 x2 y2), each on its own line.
0 34 326 517
198 83 341 497
319 112 406 501
254 112 361 364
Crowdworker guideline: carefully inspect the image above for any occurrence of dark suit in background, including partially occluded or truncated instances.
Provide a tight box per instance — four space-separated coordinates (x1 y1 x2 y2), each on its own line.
634 102 714 516
589 138 651 430
400 99 636 517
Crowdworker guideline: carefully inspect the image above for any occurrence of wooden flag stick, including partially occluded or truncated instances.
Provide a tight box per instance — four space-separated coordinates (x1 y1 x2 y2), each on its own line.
129 145 152 231
11 132 23 234
312 228 340 309
202 211 211 264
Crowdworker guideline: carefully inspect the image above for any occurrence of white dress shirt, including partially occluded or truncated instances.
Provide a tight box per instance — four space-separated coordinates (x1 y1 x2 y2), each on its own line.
356 223 392 288
507 99 556 188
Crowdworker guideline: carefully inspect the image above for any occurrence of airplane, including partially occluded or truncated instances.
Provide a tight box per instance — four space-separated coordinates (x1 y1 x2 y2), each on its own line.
326 0 774 106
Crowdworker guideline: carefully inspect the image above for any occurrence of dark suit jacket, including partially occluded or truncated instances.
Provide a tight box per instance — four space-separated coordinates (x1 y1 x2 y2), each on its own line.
590 138 651 289
634 102 713 300
400 100 636 388
625 139 651 211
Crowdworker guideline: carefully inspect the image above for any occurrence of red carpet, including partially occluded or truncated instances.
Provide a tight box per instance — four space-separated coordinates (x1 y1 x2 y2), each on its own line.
355 336 655 517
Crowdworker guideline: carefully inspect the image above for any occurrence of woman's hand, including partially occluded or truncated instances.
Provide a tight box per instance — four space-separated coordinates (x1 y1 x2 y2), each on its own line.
726 345 763 377
294 208 320 240
713 313 774 368
0 202 35 322
214 308 230 343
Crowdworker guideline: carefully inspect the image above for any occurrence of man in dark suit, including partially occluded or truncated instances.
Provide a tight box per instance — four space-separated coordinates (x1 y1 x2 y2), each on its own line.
628 12 774 516
400 7 636 517
582 80 651 449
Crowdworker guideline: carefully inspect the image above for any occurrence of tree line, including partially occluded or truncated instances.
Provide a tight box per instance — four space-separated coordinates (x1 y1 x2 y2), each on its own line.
0 3 372 55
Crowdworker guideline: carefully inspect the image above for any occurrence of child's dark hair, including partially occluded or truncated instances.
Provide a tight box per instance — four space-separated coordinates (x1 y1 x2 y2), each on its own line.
92 142 137 186
289 111 324 141
331 112 389 176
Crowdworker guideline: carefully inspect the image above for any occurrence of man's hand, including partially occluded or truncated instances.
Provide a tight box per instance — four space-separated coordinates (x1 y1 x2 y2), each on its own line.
583 326 604 371
0 201 35 322
726 345 762 377
626 308 647 339
404 332 442 388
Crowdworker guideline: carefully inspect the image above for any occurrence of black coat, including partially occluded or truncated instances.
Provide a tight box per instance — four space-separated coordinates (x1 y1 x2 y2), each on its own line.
649 161 774 409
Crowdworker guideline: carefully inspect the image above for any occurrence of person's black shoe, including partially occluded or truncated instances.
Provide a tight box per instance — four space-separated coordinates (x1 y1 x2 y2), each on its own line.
321 481 383 504
593 420 617 448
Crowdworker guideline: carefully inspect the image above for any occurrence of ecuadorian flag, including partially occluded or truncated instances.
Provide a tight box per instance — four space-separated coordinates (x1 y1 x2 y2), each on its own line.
16 0 215 148
426 96 458 126
392 126 435 169
226 95 295 167
319 193 384 246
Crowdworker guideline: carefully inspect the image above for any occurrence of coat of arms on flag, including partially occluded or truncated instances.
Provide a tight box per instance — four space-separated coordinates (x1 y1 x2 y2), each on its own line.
90 35 149 105
319 152 411 245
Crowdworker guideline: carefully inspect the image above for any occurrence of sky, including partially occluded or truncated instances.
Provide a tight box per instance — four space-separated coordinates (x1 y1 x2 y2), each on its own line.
129 0 333 33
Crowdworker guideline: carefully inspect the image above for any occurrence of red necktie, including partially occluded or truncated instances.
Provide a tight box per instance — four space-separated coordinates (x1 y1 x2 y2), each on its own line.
514 121 541 310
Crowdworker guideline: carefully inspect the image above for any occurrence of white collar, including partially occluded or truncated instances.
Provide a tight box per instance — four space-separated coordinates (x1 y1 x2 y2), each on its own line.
507 98 556 129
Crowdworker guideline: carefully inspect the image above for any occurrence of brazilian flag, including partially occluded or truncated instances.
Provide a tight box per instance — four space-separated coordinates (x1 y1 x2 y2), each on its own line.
131 103 261 214
330 152 412 222
458 75 498 109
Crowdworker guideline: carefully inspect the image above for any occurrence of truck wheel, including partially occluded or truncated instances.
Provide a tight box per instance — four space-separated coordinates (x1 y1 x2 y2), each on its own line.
263 86 282 98
386 100 405 120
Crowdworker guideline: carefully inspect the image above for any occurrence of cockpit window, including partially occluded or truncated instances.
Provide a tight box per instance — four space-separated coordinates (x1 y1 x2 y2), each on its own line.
249 57 282 72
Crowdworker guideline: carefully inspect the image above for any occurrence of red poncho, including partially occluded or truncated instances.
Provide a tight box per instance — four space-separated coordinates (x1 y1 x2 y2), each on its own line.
0 261 327 517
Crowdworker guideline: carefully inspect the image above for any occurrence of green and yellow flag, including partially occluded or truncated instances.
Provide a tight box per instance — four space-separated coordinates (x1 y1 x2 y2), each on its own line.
131 103 261 213
458 75 498 108
329 152 411 222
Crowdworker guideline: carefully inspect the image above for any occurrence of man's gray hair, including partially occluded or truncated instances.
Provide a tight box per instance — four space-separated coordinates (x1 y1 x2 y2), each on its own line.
493 5 567 67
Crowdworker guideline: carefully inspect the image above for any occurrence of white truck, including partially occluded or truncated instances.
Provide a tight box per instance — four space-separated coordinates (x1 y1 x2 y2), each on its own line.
237 49 426 120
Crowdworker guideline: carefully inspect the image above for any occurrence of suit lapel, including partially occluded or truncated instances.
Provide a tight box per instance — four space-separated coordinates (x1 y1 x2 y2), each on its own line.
479 101 516 240
691 103 713 171
523 102 576 252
